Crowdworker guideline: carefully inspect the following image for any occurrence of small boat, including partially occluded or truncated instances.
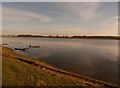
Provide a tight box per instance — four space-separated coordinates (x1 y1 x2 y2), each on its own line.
29 45 40 48
2 43 8 45
15 48 29 51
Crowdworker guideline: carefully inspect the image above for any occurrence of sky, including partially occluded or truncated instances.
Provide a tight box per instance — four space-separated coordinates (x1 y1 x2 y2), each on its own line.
2 2 118 36
2 0 119 2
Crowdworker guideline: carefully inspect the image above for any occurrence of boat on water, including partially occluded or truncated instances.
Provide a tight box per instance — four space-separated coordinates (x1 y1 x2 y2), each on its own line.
29 45 40 48
15 48 29 51
2 43 8 45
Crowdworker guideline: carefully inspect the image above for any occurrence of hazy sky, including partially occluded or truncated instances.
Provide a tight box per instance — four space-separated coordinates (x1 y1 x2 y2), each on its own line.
2 0 119 2
2 2 118 36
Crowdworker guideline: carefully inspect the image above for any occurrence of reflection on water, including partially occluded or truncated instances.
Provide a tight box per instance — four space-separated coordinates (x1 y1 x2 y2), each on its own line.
2 37 118 84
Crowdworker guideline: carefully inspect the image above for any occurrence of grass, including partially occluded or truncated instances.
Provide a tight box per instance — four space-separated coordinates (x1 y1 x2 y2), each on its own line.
2 46 119 87
3 56 85 86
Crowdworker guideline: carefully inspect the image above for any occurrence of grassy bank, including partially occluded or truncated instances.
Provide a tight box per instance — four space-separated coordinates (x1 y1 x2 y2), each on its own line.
2 46 118 87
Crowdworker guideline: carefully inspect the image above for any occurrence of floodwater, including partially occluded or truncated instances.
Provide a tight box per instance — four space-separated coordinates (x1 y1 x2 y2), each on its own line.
2 37 118 84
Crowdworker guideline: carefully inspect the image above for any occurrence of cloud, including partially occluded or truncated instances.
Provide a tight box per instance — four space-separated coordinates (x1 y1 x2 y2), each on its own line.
3 0 118 2
41 24 85 36
3 7 52 22
0 9 1 31
78 3 101 20
0 6 2 21
97 16 118 36
102 16 118 30
63 2 101 20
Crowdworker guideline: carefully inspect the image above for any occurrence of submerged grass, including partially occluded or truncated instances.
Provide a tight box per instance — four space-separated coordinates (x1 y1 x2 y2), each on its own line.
2 46 119 87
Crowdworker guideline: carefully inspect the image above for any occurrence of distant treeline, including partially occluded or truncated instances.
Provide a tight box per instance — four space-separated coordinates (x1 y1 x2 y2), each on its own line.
16 35 120 40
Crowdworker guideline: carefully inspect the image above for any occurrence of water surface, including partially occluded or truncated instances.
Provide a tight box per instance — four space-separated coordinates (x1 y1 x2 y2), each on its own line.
2 37 118 84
